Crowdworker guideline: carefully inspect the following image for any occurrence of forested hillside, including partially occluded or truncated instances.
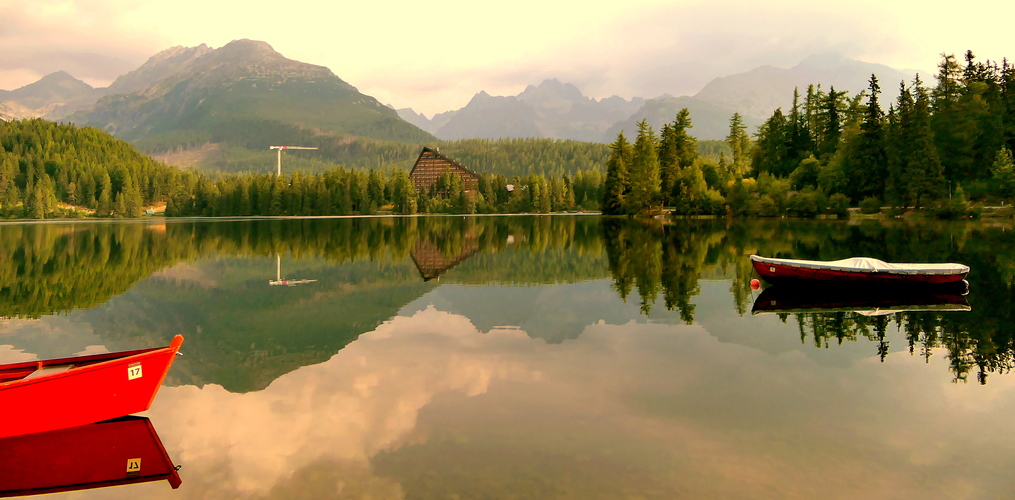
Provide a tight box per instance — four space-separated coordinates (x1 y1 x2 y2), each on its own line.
0 119 196 218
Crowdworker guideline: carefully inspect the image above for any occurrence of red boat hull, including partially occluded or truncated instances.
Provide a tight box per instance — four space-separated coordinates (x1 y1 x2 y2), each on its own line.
0 336 183 438
0 416 180 497
751 260 968 286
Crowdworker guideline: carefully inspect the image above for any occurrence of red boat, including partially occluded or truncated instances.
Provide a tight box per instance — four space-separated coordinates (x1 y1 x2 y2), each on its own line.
750 255 969 287
0 416 180 497
0 335 184 438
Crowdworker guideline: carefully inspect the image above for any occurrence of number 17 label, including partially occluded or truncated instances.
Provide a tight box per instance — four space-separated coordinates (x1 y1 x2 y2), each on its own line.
126 458 141 477
128 363 143 380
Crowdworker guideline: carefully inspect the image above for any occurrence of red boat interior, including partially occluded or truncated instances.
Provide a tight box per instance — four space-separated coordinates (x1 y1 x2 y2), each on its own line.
0 347 165 385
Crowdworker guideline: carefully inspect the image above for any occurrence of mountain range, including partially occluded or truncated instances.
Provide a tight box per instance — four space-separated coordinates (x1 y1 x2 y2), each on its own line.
398 53 924 142
396 80 646 142
1 41 928 166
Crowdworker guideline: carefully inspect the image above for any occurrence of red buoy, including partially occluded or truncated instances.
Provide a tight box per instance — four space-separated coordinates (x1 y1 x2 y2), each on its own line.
750 279 761 290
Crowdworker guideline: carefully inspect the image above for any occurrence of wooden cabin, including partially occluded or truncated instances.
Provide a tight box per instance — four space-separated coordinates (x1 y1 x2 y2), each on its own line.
409 147 480 195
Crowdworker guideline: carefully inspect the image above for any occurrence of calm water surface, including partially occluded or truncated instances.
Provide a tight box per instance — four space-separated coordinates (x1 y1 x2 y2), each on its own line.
2 216 1015 499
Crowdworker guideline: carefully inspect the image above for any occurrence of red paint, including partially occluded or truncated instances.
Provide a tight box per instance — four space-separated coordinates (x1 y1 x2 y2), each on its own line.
0 416 180 497
0 335 184 439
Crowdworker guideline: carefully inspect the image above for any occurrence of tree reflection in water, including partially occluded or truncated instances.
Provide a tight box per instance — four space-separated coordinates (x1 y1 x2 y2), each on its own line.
1 216 1013 385
601 217 1015 384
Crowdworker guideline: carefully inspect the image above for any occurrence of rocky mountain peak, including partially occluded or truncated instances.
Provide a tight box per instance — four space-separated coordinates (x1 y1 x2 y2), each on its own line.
518 79 588 107
107 44 213 95
214 39 282 61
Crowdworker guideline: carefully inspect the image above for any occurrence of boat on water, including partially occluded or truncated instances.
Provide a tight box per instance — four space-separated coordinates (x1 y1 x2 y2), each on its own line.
0 335 184 438
751 285 970 316
750 255 969 287
0 416 180 497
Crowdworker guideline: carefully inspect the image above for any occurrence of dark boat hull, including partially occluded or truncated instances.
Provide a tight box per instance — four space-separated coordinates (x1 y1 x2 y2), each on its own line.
0 335 183 438
751 285 970 315
0 416 180 497
751 258 968 287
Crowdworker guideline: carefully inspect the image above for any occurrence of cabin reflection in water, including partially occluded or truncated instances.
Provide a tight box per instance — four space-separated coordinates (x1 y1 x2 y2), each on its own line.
409 235 481 282
0 416 180 497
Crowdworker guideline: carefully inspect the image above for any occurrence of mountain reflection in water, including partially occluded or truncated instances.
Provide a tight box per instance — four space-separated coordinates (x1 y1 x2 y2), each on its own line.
2 216 1015 498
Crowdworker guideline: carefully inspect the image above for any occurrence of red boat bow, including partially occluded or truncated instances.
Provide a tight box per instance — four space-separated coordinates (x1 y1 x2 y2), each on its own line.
0 335 184 438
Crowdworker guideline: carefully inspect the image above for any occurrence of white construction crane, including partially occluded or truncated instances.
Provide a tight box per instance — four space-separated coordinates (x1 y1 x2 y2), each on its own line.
269 146 318 176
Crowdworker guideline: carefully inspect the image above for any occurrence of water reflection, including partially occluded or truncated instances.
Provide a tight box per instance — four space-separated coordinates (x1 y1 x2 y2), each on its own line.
0 416 180 496
600 218 1015 384
1 217 1014 389
84 303 1015 499
3 217 1015 497
751 285 971 315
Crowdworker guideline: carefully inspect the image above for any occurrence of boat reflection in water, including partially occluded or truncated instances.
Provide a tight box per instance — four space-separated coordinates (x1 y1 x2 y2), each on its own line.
0 416 180 497
751 284 971 316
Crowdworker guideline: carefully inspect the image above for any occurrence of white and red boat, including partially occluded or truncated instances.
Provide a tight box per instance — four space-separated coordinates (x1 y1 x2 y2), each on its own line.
750 255 969 287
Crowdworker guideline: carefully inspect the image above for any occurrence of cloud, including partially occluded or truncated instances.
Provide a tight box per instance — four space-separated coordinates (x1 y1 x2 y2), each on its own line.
0 1 164 89
130 306 539 498
64 296 1015 499
5 0 1015 115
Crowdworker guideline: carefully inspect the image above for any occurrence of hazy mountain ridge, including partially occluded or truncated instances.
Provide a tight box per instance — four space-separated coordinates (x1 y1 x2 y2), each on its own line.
606 96 763 142
693 53 927 119
69 39 433 145
400 79 645 142
0 71 102 119
397 55 923 142
0 103 16 122
3 47 925 151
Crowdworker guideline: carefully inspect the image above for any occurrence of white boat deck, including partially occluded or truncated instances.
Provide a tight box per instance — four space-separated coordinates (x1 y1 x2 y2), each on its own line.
751 255 969 276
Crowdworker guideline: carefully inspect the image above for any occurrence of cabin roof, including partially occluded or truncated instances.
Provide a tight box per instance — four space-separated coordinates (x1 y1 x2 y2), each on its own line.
409 147 480 179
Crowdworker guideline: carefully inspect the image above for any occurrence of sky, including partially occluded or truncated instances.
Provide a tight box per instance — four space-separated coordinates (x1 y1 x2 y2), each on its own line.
2 0 1014 117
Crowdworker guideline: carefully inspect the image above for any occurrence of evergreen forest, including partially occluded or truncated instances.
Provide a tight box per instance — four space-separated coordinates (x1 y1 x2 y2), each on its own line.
603 52 1015 218
1 51 1013 219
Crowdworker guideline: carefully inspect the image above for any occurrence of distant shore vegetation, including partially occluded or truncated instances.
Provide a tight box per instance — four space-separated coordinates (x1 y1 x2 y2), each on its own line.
603 52 1015 219
1 51 1013 220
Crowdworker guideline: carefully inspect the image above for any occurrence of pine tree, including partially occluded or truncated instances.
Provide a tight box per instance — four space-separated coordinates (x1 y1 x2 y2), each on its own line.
991 146 1015 199
96 173 112 217
602 132 633 215
932 53 966 183
850 74 889 202
819 86 846 159
120 175 143 217
906 77 946 208
726 113 752 178
786 87 815 170
1 183 20 216
627 120 661 215
658 122 678 206
751 108 788 176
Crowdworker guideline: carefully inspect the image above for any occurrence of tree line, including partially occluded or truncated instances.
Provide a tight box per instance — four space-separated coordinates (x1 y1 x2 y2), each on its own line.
603 51 1015 218
165 166 605 216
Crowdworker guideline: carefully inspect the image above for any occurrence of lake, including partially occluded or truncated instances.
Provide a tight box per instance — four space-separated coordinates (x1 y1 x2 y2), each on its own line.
1 215 1014 499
